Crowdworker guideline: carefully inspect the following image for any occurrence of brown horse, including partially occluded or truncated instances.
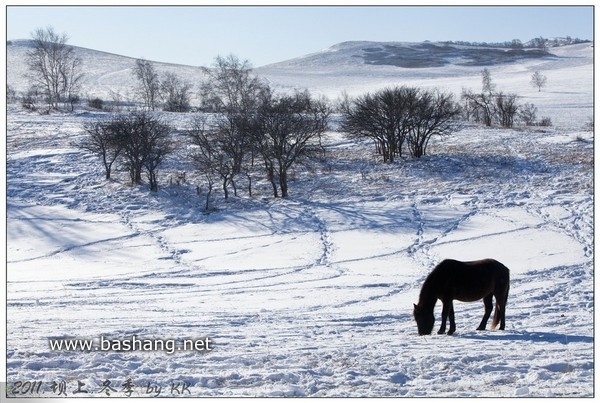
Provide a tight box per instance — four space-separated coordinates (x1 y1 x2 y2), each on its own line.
413 259 510 335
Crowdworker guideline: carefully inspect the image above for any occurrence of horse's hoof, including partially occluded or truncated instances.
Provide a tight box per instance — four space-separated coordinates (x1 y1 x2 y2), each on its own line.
437 330 445 335
447 331 455 336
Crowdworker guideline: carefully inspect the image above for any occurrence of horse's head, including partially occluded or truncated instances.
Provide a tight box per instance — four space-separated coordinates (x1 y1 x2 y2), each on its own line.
413 303 434 335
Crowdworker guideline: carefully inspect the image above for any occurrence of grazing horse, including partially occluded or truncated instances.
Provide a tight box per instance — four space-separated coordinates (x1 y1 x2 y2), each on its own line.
413 259 510 335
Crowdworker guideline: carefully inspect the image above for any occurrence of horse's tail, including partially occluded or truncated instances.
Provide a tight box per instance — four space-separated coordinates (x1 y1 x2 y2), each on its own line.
492 266 510 330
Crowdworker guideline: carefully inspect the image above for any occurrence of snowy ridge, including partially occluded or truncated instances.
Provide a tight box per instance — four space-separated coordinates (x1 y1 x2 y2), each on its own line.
6 40 594 397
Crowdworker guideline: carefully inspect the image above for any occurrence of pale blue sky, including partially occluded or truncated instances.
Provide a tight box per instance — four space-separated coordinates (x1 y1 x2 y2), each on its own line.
6 5 594 67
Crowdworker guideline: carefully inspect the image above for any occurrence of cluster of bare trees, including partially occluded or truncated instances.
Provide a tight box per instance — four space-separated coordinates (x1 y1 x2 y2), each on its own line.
461 89 517 128
192 55 267 200
82 55 328 202
188 55 328 204
80 111 173 191
340 86 461 162
461 68 548 128
22 25 189 113
132 59 193 112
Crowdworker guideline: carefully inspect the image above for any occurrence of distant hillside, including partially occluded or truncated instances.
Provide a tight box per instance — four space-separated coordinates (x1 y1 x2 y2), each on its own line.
360 42 553 68
7 38 592 102
260 40 558 70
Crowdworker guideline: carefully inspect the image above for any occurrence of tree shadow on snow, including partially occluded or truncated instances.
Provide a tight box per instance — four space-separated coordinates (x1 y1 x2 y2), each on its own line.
460 330 592 344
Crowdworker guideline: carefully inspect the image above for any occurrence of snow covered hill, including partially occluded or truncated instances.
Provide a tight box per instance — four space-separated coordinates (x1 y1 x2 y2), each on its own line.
7 39 210 103
5 40 594 397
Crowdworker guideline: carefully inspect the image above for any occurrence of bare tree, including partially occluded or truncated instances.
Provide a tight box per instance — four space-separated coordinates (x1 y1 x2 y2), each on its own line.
111 111 173 190
22 86 42 110
530 71 548 92
461 89 495 127
187 116 234 206
7 84 17 104
79 119 125 179
406 89 461 158
460 68 497 126
341 86 418 163
341 91 396 163
529 37 548 52
133 59 161 110
107 89 124 112
187 117 214 209
342 86 459 161
510 39 523 50
61 57 84 111
26 26 84 110
481 68 496 94
200 54 261 114
161 72 192 112
519 103 538 126
494 92 519 128
256 90 329 197
199 54 269 195
144 138 173 192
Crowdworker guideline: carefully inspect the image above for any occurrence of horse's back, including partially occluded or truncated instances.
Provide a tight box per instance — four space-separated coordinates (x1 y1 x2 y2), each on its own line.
479 258 510 278
465 259 510 291
460 258 509 275
432 258 509 299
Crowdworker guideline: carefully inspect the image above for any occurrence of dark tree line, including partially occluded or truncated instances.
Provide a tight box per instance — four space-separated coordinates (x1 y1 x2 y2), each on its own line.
444 36 589 49
340 86 461 162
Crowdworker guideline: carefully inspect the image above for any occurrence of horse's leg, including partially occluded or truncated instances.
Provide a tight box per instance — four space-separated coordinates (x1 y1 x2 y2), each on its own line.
498 283 509 330
477 293 493 330
438 300 449 334
492 281 509 330
447 304 456 335
499 300 506 330
494 300 506 330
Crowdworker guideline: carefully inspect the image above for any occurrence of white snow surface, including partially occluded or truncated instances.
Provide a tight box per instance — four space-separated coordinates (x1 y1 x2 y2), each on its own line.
6 41 594 397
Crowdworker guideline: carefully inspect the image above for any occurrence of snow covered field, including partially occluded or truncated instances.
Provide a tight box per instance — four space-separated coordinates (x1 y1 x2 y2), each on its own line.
6 41 594 397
